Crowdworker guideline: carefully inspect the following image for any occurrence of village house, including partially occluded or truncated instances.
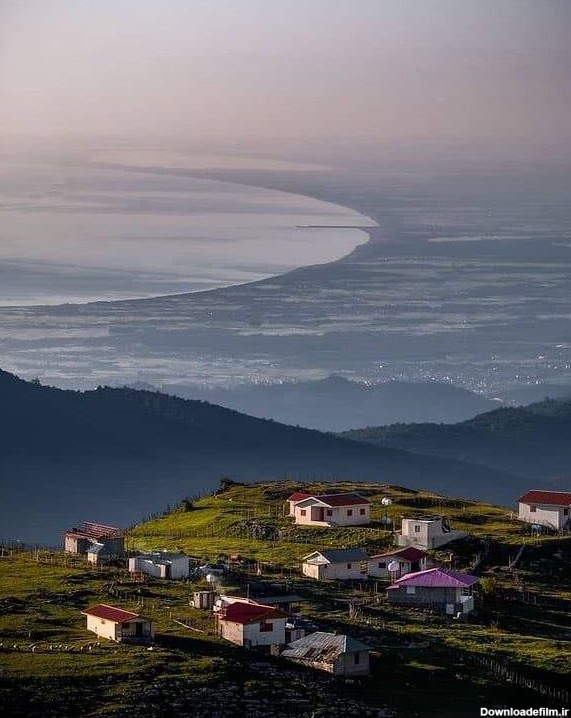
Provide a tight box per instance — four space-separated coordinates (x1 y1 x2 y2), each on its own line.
82 604 155 643
387 567 479 616
302 548 369 581
289 492 371 527
518 490 571 531
216 601 287 648
64 521 124 557
87 542 122 566
128 551 190 579
286 491 312 516
367 546 428 579
281 632 372 677
395 516 467 550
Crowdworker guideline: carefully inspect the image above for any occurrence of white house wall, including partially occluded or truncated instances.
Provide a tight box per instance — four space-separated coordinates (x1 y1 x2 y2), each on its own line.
518 502 567 530
129 557 162 578
334 652 371 677
368 555 428 579
243 619 286 647
398 519 466 549
86 614 118 641
293 504 370 527
302 561 366 581
220 619 286 647
128 556 189 579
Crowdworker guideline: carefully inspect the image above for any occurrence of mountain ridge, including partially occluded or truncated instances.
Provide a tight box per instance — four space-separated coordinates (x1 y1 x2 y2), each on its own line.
341 397 571 482
0 368 530 545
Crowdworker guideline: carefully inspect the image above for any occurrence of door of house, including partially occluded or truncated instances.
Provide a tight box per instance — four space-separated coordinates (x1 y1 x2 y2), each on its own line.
316 508 324 522
135 622 143 637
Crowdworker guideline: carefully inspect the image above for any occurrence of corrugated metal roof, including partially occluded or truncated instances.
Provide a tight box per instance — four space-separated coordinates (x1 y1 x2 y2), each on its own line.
65 521 123 540
388 567 479 589
282 632 371 662
303 548 369 564
82 604 141 623
519 490 571 507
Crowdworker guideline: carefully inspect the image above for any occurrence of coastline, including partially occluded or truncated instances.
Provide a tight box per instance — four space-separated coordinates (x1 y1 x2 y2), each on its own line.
0 158 377 310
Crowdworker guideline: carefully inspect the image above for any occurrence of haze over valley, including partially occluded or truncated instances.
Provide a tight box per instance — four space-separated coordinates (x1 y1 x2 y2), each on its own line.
1 0 571 527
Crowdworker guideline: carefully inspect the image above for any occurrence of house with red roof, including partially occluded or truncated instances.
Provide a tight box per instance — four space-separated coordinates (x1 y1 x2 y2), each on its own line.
82 604 155 643
387 567 479 615
286 491 312 516
518 490 571 531
216 602 287 648
288 492 371 527
368 546 428 579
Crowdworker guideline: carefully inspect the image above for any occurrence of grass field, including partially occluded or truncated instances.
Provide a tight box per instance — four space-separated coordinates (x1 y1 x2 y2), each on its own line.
1 480 570 717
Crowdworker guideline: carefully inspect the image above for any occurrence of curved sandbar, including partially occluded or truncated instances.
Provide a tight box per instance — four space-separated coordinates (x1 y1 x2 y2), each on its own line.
0 153 377 307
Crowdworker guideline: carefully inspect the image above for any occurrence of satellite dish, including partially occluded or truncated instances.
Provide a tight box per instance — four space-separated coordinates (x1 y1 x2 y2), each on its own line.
381 497 393 506
388 560 400 573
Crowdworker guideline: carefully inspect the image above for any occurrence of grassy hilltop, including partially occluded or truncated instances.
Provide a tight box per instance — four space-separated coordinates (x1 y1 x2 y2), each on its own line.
129 479 530 561
1 480 570 718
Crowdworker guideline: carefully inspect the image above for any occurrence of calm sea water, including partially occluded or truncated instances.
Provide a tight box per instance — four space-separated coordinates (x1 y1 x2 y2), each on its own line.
0 158 375 306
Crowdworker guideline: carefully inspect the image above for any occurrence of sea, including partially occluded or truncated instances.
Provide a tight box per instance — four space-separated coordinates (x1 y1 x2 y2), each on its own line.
0 151 375 306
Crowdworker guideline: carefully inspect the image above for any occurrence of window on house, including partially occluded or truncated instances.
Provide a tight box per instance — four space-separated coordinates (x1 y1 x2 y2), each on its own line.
406 586 416 595
260 622 273 632
378 562 386 568
347 563 352 569
354 652 360 664
360 508 366 515
326 509 333 516
347 509 353 516
530 506 536 513
300 509 306 517
564 508 569 516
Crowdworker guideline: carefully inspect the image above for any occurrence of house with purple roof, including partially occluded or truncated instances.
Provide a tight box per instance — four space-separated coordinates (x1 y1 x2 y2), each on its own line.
387 567 479 616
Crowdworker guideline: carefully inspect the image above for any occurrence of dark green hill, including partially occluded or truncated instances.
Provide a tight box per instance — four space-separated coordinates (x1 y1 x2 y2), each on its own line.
0 369 526 545
341 398 571 482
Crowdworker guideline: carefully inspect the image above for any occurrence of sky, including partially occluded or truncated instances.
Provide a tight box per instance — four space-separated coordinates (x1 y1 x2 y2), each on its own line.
1 0 571 147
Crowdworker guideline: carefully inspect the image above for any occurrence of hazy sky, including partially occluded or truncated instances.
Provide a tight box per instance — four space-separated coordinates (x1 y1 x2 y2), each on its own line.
1 0 570 145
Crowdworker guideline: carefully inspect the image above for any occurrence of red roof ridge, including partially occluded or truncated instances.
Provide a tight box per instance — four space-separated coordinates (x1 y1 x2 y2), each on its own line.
219 602 288 625
295 492 371 507
287 492 313 501
82 603 141 623
518 490 571 506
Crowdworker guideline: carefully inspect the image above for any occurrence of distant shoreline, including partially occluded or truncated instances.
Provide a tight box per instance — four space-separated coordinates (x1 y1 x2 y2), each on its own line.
0 158 377 309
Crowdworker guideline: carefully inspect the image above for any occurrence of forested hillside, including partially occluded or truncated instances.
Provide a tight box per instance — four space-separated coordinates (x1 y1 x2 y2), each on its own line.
342 399 571 482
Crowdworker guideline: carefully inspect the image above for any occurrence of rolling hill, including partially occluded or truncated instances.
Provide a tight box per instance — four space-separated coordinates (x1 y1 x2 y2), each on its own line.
341 398 571 483
0 369 527 545
157 376 498 431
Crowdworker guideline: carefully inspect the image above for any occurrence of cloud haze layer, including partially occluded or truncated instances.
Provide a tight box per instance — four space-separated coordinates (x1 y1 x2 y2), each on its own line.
1 0 570 146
